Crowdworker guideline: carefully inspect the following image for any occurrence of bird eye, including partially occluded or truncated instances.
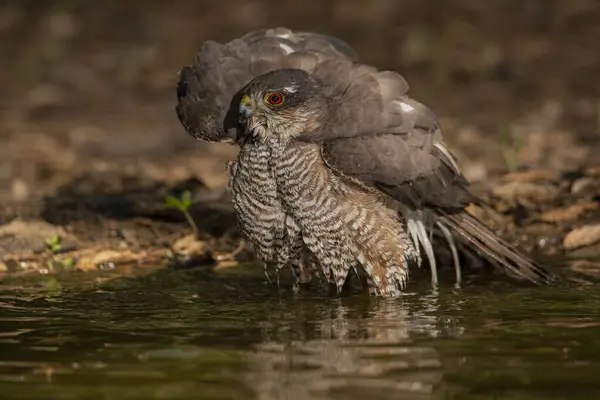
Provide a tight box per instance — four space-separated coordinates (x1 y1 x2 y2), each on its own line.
264 92 285 106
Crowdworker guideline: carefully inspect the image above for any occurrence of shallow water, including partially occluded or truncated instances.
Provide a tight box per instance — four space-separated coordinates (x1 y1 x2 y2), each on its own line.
1 265 599 400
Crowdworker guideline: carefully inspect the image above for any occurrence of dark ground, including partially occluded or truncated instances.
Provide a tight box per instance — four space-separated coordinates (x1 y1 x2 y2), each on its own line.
1 0 599 278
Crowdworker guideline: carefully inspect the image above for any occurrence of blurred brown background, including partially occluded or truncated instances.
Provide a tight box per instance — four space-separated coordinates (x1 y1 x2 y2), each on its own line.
1 0 599 205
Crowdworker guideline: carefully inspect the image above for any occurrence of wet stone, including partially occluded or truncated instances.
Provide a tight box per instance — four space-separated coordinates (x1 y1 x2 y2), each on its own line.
0 219 78 255
491 181 560 209
77 249 141 271
563 224 600 251
571 177 597 195
538 202 600 224
584 165 600 177
169 234 213 267
501 170 559 183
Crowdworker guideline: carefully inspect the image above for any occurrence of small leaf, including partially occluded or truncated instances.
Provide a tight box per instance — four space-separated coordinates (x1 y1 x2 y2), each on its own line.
45 235 58 247
45 235 62 254
180 190 193 209
164 195 182 209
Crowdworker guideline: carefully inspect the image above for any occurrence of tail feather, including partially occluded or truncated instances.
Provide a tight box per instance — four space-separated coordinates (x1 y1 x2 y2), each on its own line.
436 210 554 284
435 221 462 284
403 208 438 284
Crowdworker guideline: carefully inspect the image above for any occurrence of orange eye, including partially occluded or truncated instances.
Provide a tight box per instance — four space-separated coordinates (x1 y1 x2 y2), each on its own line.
265 92 284 106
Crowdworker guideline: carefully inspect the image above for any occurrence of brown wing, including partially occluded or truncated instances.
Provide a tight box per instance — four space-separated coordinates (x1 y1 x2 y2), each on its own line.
323 115 556 284
300 60 553 284
322 133 472 211
175 27 359 143
297 60 472 210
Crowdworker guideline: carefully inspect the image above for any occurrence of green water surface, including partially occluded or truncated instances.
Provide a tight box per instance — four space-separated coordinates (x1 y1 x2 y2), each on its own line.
1 265 599 400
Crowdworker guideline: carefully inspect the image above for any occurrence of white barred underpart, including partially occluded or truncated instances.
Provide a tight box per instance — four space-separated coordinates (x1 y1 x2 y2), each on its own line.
228 141 304 283
230 109 463 292
232 134 418 297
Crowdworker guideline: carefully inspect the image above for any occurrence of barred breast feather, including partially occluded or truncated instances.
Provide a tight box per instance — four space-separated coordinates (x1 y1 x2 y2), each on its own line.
269 138 418 296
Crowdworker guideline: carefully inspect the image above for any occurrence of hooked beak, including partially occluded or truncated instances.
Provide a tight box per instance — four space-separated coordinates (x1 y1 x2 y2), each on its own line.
239 95 255 120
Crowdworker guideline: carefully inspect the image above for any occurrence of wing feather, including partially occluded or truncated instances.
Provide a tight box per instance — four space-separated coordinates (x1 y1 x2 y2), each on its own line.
309 61 471 210
313 61 553 284
176 28 358 142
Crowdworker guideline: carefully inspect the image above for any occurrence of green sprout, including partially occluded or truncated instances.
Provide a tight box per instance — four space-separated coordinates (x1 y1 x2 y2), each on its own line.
44 235 75 271
45 235 62 254
164 190 200 238
498 125 525 173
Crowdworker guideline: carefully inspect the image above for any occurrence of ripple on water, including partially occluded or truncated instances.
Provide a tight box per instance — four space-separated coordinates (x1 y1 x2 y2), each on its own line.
0 267 599 399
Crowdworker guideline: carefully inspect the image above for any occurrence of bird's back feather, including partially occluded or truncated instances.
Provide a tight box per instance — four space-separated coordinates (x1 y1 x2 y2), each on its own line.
176 27 358 142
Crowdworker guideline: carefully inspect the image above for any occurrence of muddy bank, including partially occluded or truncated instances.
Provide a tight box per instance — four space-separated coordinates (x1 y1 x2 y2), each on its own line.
1 155 599 281
1 0 600 280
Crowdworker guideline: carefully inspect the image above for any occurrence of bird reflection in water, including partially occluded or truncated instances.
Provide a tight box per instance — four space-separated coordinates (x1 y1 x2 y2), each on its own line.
244 289 465 400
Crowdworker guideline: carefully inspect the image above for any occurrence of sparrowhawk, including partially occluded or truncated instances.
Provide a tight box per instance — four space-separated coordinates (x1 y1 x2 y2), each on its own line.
175 27 554 296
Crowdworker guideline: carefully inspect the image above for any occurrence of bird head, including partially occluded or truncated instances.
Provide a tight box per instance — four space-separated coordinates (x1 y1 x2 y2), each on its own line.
237 69 326 142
